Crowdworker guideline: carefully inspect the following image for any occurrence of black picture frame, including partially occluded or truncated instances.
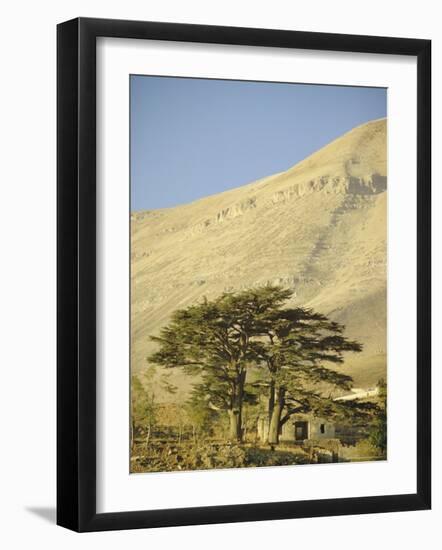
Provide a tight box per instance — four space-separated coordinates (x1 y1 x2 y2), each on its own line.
57 17 431 532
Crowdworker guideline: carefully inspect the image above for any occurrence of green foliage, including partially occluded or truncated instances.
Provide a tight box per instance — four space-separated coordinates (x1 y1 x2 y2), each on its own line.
184 385 220 438
147 285 367 444
131 365 177 439
149 285 292 380
149 286 292 440
131 373 157 433
369 379 387 453
339 439 384 461
249 304 363 441
251 306 362 390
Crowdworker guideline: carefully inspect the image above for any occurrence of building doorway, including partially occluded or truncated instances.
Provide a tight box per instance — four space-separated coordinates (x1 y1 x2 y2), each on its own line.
294 421 308 441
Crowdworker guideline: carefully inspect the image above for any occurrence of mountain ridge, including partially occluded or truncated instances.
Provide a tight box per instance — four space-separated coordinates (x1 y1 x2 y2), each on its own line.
131 118 387 396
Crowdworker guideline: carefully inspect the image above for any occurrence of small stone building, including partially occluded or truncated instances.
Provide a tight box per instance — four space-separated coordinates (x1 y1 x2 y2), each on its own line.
257 413 335 443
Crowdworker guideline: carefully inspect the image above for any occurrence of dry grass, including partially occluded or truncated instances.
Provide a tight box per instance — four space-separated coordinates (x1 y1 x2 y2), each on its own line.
339 439 385 462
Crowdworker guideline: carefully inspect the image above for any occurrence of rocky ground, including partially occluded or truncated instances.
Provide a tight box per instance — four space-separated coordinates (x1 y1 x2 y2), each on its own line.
128 439 379 473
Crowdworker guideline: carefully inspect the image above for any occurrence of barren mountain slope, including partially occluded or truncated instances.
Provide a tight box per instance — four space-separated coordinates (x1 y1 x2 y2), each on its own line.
131 118 387 395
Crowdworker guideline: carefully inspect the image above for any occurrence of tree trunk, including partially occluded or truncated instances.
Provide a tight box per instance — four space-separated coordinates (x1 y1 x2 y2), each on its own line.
227 368 246 442
268 379 275 421
228 409 242 441
145 423 151 448
262 379 276 443
131 418 135 451
268 405 282 445
268 387 285 445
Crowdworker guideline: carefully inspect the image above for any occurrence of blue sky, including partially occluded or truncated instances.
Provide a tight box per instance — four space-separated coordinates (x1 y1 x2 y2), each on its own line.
131 76 386 212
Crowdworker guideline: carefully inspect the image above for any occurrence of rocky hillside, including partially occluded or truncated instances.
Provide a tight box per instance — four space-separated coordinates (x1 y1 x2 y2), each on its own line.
131 118 387 395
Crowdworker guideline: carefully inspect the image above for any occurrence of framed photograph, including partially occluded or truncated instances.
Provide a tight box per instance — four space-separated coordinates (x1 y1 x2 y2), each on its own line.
57 17 431 532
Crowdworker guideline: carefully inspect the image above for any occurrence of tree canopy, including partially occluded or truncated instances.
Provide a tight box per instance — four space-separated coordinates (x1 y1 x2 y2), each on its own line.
148 285 366 443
